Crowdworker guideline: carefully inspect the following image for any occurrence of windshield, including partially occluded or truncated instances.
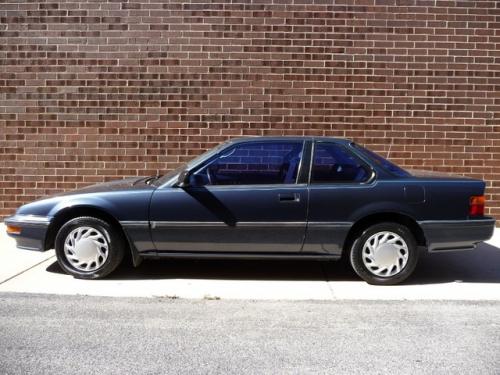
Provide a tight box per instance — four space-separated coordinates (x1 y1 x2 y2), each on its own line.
352 143 410 177
153 141 229 186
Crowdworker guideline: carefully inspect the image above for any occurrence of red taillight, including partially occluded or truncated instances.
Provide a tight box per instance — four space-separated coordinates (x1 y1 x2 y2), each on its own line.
469 195 485 217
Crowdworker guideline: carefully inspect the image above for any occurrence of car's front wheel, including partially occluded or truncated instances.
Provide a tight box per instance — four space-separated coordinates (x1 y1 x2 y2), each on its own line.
55 216 124 279
349 222 419 285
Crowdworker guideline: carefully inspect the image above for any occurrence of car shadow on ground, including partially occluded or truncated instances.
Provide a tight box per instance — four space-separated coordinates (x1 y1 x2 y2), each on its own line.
46 243 500 285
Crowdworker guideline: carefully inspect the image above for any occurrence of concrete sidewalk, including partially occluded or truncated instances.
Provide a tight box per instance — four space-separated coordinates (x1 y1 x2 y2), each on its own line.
1 223 499 300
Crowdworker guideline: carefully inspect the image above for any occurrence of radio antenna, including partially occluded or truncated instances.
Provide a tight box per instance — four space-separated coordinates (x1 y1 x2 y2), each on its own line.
386 138 393 160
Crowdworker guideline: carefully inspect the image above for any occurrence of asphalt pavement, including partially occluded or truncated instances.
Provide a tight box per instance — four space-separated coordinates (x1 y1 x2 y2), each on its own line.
1 293 499 374
2 224 500 374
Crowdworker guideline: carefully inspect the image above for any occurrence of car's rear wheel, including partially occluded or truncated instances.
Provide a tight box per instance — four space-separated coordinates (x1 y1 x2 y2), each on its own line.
55 216 124 279
349 222 419 285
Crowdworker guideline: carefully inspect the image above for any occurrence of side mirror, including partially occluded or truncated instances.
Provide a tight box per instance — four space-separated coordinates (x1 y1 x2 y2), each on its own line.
176 169 190 188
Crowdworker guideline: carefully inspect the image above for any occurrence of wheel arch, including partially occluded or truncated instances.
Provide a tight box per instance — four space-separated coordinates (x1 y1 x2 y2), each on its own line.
342 212 427 256
44 205 139 266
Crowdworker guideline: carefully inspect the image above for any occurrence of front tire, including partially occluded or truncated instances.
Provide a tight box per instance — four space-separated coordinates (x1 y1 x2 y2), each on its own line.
55 216 125 279
349 222 419 285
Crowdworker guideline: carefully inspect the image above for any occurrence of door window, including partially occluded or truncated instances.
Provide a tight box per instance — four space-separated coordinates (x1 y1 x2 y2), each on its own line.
311 143 370 183
191 141 304 186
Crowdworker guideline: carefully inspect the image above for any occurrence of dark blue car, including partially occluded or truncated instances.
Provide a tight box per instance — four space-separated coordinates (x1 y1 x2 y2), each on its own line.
5 137 496 285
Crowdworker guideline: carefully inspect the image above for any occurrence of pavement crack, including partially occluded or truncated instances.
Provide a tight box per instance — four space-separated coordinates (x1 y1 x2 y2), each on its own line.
0 255 55 286
320 262 336 300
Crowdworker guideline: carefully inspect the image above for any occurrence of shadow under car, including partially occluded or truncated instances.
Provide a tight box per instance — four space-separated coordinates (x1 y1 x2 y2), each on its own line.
45 242 500 285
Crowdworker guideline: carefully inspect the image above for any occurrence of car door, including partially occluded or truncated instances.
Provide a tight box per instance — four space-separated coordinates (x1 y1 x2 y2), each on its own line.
149 140 310 253
303 141 377 256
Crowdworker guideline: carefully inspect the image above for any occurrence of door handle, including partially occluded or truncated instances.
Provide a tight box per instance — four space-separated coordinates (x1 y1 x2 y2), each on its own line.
279 193 300 203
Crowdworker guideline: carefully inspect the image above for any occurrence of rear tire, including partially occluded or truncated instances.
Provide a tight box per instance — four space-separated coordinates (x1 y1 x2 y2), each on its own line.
55 216 124 279
349 222 419 285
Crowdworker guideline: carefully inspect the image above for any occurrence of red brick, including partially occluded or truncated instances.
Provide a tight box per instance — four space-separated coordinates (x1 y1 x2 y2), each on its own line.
0 0 499 222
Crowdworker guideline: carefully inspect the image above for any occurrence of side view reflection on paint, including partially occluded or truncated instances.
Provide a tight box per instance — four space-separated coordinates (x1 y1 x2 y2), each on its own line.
5 137 495 285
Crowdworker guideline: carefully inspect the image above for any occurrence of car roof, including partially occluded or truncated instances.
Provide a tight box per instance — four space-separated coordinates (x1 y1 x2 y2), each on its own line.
226 136 353 145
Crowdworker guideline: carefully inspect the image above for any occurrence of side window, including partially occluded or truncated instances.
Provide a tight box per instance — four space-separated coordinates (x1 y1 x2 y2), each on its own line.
191 141 304 186
311 143 370 183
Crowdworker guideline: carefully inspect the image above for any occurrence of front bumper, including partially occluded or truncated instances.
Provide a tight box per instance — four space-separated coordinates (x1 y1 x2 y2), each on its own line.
419 218 496 252
4 214 52 251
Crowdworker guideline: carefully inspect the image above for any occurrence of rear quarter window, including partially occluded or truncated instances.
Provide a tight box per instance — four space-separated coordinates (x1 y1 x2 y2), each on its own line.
311 143 371 183
352 144 410 178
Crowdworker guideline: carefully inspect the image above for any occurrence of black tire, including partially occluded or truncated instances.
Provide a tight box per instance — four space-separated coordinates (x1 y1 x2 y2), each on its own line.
55 216 125 279
349 222 419 285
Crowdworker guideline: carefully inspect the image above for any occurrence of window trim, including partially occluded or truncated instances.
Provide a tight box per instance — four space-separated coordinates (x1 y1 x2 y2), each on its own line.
297 140 312 184
187 139 308 187
308 141 376 185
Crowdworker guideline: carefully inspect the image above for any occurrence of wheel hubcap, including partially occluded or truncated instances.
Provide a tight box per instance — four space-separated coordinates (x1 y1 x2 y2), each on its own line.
64 226 109 272
362 231 409 277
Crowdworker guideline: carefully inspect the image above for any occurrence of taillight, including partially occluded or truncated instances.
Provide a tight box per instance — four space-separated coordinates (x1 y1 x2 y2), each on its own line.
469 195 485 217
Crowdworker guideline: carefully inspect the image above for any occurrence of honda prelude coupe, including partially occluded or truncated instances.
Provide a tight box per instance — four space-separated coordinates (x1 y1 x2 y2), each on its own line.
5 137 496 285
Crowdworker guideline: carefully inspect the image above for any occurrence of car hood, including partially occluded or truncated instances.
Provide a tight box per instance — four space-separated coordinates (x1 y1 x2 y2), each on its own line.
52 177 151 197
15 177 155 217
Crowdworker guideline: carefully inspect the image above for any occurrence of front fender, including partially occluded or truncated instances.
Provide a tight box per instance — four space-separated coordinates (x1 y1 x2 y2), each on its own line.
47 189 153 222
48 196 118 219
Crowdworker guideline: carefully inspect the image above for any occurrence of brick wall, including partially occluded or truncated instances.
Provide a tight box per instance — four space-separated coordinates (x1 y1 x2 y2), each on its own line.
1 0 499 220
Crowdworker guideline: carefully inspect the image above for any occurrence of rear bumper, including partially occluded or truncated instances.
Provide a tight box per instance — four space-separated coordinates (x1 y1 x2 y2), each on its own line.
418 218 496 252
4 214 52 251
